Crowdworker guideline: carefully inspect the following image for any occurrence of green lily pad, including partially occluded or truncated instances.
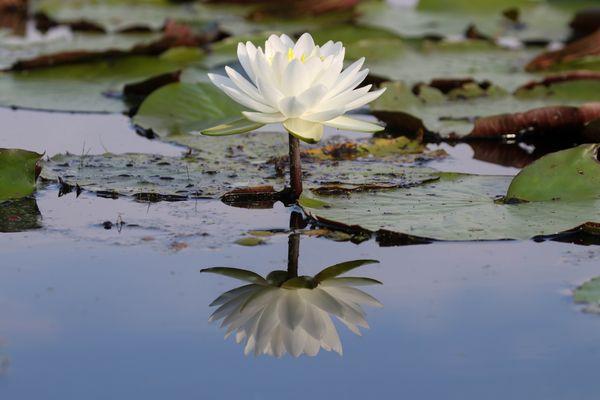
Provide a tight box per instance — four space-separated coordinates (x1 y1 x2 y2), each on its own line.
507 144 600 201
34 0 205 33
133 82 246 136
357 0 595 43
371 79 600 137
235 236 267 246
300 172 600 241
0 31 163 70
0 54 203 113
360 39 539 92
41 143 441 200
0 148 42 202
0 197 41 232
573 276 600 314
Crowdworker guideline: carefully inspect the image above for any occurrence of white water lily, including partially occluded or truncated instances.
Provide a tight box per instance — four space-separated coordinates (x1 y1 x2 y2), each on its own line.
203 261 382 357
205 33 386 143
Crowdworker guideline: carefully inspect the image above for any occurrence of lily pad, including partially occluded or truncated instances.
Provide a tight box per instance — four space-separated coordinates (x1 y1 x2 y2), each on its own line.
40 132 441 200
0 148 42 202
0 31 163 70
357 0 595 43
300 172 600 241
0 54 203 113
573 276 600 314
34 0 205 33
371 79 600 137
507 144 600 201
133 82 247 136
0 197 41 232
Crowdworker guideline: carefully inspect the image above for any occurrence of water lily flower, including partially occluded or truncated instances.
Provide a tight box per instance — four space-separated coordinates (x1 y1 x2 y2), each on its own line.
204 33 386 143
202 33 387 199
202 260 382 357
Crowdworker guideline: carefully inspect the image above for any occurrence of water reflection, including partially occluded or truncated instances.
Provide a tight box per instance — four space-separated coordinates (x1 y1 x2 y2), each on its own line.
0 196 41 232
202 213 383 357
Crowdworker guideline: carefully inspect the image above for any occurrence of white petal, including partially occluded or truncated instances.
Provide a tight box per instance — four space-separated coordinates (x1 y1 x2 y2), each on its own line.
282 59 307 96
293 33 315 58
218 84 276 113
209 284 255 307
301 302 326 340
207 72 234 90
279 290 306 330
296 84 327 108
319 85 372 111
279 34 294 48
314 48 345 89
344 88 386 111
302 56 323 86
302 108 344 123
256 75 284 107
304 287 344 317
283 118 324 143
325 57 365 99
320 41 343 57
237 42 257 83
224 66 262 102
242 111 286 123
278 96 307 118
283 326 307 357
266 34 288 56
319 310 343 355
270 52 286 86
323 116 384 132
254 300 280 355
304 334 321 357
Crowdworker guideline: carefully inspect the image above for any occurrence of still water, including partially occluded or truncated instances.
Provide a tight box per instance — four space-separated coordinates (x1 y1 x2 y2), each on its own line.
1 109 600 399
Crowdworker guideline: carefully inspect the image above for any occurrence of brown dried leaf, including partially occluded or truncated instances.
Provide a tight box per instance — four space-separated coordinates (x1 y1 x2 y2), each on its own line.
526 30 600 71
466 103 600 139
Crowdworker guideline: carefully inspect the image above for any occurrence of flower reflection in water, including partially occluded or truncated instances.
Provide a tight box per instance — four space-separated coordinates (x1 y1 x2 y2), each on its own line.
202 257 382 358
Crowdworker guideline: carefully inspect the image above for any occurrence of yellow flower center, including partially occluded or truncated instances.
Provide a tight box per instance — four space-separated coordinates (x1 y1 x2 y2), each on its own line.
287 48 307 63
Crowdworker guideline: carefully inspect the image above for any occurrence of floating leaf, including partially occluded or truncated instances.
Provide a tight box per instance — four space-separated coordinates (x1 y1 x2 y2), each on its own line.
0 197 41 232
372 80 600 137
573 276 600 314
41 146 440 200
507 144 600 201
357 0 591 43
0 55 203 113
133 82 246 136
235 237 266 246
0 148 42 202
526 30 600 72
34 0 206 33
301 172 600 241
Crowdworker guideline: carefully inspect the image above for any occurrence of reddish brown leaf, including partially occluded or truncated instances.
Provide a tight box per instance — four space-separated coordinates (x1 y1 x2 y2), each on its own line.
526 30 600 71
467 103 600 139
7 20 220 71
221 186 284 209
516 71 600 91
0 0 26 34
569 8 600 41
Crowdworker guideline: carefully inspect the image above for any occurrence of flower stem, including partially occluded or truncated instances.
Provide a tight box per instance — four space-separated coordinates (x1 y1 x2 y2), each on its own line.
287 233 300 278
287 211 302 278
288 133 303 199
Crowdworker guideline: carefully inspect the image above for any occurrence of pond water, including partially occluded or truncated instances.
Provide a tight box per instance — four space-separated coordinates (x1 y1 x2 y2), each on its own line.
1 110 600 399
